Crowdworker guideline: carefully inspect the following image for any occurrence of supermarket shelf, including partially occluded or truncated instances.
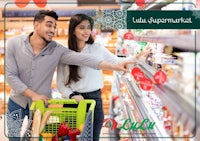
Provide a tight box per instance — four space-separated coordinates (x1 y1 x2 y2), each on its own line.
135 0 195 10
121 74 171 140
134 34 200 52
115 75 138 140
137 0 176 10
138 61 199 133
108 92 119 140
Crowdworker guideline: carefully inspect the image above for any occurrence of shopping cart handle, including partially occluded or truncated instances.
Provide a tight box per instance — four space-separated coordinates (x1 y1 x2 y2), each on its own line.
48 99 78 104
30 102 36 110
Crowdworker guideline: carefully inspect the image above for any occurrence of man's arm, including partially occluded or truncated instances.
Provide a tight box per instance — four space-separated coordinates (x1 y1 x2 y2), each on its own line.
23 89 49 102
6 38 28 94
60 49 102 69
60 48 129 72
98 61 130 72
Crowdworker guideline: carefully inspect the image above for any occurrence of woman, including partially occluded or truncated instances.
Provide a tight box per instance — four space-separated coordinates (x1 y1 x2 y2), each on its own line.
57 13 149 141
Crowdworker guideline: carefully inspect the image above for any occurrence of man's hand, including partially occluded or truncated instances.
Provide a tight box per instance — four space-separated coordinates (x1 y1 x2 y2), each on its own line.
98 60 136 72
113 61 136 73
23 89 49 103
31 94 49 103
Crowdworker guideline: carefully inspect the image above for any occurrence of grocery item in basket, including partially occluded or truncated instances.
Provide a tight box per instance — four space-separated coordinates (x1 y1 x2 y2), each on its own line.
30 99 95 141
31 109 41 141
52 134 59 141
57 122 71 137
47 116 60 124
39 110 52 133
68 128 81 141
78 123 84 132
48 104 63 108
40 133 53 141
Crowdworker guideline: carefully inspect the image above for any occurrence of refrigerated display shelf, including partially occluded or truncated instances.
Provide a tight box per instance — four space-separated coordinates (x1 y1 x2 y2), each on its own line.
137 61 199 134
123 100 149 141
136 61 183 120
133 34 200 52
110 73 151 141
136 0 176 10
115 75 139 140
121 75 171 140
108 100 120 141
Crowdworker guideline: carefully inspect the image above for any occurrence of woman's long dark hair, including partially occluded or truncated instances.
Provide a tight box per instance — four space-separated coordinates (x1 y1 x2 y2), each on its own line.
66 13 95 85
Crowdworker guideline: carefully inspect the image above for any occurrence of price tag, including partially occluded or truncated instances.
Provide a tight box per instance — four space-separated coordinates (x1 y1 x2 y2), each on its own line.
139 77 153 91
123 32 134 40
131 67 145 81
135 0 145 7
153 70 167 84
112 95 119 102
122 48 128 55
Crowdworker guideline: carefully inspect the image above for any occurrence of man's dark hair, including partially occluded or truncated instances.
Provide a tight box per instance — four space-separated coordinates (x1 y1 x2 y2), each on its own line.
34 10 58 22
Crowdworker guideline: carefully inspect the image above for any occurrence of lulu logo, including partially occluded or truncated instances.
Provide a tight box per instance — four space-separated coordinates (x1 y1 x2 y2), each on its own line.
103 118 155 131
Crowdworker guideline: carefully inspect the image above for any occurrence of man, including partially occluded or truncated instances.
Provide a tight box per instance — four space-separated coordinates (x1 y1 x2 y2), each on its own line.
5 10 129 141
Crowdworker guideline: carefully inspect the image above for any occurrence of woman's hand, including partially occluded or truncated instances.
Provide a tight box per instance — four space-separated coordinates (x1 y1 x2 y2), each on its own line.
71 95 84 102
136 45 151 60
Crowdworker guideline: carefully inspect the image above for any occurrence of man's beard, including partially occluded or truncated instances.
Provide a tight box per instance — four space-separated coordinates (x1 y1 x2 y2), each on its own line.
42 36 51 44
38 32 52 44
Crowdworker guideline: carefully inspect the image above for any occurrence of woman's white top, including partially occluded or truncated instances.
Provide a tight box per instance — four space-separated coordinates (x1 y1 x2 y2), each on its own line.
57 42 136 98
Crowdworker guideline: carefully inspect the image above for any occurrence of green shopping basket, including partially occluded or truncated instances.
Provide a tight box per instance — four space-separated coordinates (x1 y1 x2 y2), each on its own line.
29 99 96 141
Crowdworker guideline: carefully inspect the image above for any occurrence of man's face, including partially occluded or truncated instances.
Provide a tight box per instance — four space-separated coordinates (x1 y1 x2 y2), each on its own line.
35 16 57 43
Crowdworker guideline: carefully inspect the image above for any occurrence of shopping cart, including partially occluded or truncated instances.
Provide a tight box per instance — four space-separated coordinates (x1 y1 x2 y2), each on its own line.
22 99 95 141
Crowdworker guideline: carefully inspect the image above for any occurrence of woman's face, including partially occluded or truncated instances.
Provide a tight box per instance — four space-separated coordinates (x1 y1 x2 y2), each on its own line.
74 20 92 42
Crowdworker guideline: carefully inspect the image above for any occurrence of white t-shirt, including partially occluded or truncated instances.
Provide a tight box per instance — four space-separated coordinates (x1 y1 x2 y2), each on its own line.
57 42 136 98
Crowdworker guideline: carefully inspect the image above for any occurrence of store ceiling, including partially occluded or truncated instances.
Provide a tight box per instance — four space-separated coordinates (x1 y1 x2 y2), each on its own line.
1 0 78 9
0 0 121 19
0 0 121 9
77 0 116 5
